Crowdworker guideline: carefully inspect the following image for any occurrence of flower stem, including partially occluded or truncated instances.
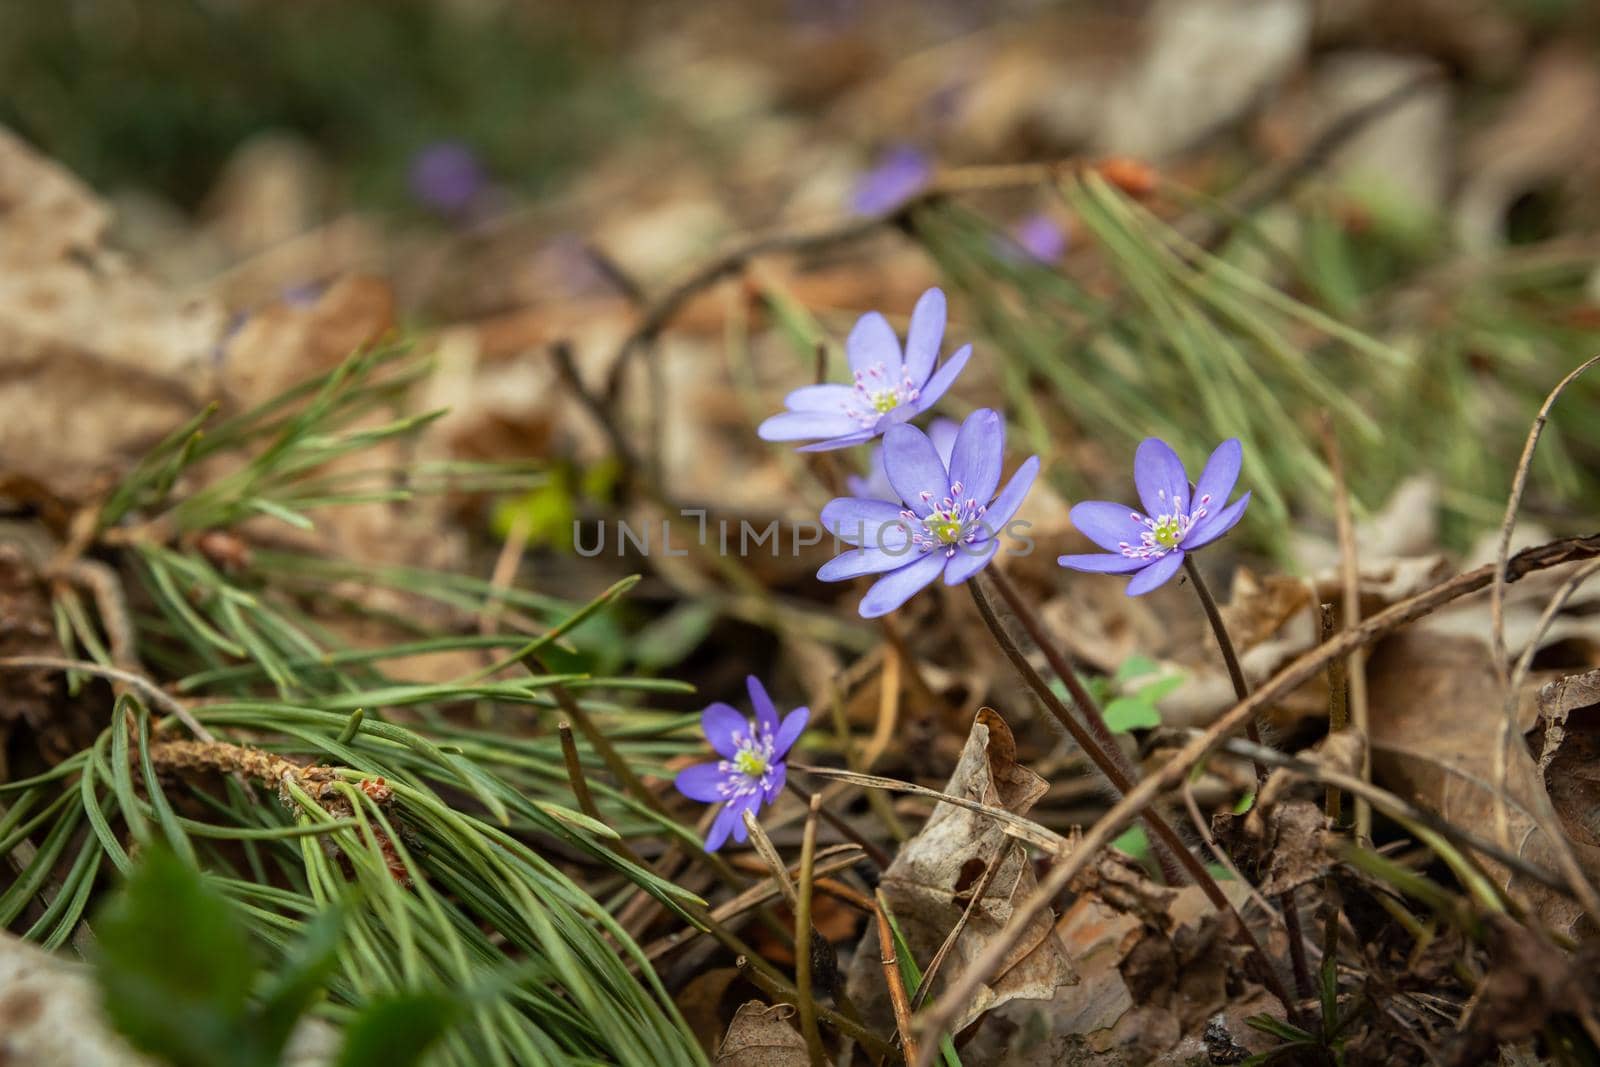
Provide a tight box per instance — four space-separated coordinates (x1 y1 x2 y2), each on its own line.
966 575 1300 1018
1181 555 1315 1005
1179 555 1267 784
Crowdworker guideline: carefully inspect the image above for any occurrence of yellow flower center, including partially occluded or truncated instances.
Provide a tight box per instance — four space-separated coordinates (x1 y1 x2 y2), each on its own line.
926 517 965 544
870 389 900 414
1153 515 1182 549
734 748 768 777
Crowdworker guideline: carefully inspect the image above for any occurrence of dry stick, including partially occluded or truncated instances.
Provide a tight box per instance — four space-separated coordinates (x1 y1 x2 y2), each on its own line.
874 892 921 1067
964 576 1298 1018
1318 604 1349 1033
789 780 893 868
909 840 1010 1012
0 656 213 742
978 570 1188 887
795 794 827 1067
557 721 648 867
1491 354 1600 856
1319 415 1371 842
743 811 801 910
1181 556 1315 1005
914 531 1600 1066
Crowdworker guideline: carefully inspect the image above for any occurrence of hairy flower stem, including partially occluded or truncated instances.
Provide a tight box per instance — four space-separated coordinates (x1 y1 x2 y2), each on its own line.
1180 556 1267 785
967 577 1300 1020
1182 556 1315 1006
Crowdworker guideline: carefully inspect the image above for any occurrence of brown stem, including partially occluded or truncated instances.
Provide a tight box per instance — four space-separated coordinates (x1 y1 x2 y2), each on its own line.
1179 555 1267 785
965 577 1299 1018
1181 556 1314 1006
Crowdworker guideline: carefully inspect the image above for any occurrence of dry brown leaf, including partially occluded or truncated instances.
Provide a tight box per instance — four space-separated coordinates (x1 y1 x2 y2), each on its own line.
0 126 225 503
845 709 1076 1037
1368 631 1600 935
713 1001 811 1067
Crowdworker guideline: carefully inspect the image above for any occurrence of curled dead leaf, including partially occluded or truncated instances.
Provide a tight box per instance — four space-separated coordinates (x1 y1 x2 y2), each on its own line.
714 1001 811 1067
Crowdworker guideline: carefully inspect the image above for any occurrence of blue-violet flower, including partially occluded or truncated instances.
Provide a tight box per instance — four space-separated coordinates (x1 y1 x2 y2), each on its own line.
819 408 1039 618
408 141 486 216
850 144 932 216
1058 437 1251 596
674 676 809 851
848 416 958 501
757 288 972 451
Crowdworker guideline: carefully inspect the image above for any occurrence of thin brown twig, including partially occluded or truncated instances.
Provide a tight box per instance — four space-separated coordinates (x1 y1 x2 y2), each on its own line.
909 840 1010 1012
978 570 1189 887
1491 354 1600 855
1318 603 1348 1029
1180 556 1313 1004
1319 413 1371 842
789 780 893 868
915 530 1600 1065
874 892 920 1066
795 793 827 1066
557 721 646 866
965 578 1299 1017
0 656 213 742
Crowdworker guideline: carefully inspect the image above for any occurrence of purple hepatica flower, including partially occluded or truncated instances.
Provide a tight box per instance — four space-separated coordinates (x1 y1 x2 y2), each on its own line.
1058 438 1251 596
819 408 1039 618
1012 213 1069 264
408 141 486 216
850 145 932 216
848 416 958 501
675 676 809 852
757 288 973 452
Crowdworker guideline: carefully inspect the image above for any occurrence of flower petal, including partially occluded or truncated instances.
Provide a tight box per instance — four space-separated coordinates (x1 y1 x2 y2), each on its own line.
883 424 951 517
948 408 1004 505
796 430 879 453
1069 501 1147 552
821 497 911 544
763 762 787 804
977 455 1040 536
701 703 748 758
758 411 861 443
1125 549 1185 596
903 287 946 387
846 310 903 377
1133 437 1190 520
704 802 742 852
730 798 756 843
1191 438 1242 517
783 383 855 412
817 544 920 581
747 675 779 735
1058 552 1147 573
927 417 961 465
911 343 972 414
1183 491 1251 550
774 708 809 758
675 762 727 803
858 550 946 618
943 539 999 585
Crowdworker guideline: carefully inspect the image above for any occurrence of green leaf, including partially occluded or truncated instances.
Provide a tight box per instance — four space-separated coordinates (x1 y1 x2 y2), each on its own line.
94 847 260 1067
253 905 345 1056
334 993 458 1067
1102 696 1162 733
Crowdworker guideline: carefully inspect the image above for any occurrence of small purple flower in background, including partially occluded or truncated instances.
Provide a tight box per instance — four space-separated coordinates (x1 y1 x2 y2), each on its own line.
848 417 958 501
1058 438 1251 596
850 145 932 216
819 408 1039 618
1012 213 1069 264
757 288 973 451
408 141 487 217
675 676 809 851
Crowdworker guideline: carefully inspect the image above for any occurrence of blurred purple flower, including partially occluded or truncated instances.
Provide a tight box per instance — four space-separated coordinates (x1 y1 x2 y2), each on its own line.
408 141 486 216
758 288 972 451
848 416 958 501
1013 213 1069 264
819 408 1039 618
1058 438 1251 596
850 145 932 216
675 676 809 851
